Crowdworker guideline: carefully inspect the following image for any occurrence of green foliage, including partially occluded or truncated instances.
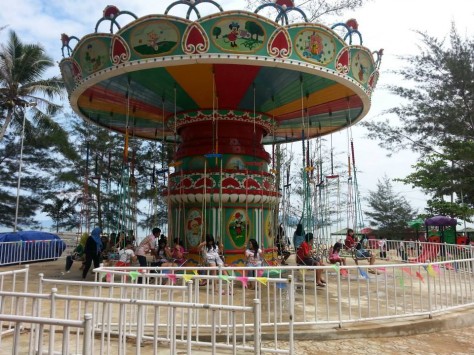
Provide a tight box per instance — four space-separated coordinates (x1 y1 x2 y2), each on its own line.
423 198 474 222
212 27 221 39
365 176 417 239
362 26 474 218
0 30 64 141
42 197 76 233
244 0 368 22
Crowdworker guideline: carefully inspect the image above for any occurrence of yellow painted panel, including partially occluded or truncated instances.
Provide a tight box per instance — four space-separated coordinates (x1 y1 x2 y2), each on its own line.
166 64 215 108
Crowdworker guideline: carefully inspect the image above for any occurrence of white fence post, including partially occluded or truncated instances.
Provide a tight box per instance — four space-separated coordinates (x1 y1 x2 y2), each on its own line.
288 275 294 355
253 298 261 355
49 288 57 353
83 314 93 355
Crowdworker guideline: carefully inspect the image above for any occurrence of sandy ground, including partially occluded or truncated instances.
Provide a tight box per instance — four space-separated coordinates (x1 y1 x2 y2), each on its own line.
2 259 474 354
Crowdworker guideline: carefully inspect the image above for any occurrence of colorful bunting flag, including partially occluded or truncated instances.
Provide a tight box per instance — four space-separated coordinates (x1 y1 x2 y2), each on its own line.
183 274 193 283
340 269 348 277
129 271 140 281
299 269 306 278
193 270 199 276
376 267 386 273
399 275 405 287
219 275 230 283
426 264 436 277
276 282 287 289
401 267 413 276
358 268 369 279
432 264 441 275
236 276 248 288
166 274 177 284
332 264 340 272
415 271 425 283
106 272 112 283
100 272 106 280
256 277 268 285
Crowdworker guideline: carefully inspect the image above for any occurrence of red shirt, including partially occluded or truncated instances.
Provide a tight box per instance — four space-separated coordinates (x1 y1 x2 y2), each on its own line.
345 236 355 248
297 241 311 261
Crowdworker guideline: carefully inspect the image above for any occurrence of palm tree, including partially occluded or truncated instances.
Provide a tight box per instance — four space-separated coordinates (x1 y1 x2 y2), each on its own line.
0 30 64 141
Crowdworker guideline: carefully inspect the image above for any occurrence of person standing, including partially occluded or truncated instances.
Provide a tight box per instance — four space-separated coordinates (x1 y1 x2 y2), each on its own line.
82 227 103 280
136 228 160 268
136 228 160 283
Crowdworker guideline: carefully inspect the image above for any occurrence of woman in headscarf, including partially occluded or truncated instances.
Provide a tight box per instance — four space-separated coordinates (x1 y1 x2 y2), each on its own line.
82 227 103 280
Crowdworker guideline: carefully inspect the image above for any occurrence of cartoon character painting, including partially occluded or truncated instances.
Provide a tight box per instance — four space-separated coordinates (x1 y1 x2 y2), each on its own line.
296 30 336 65
83 42 105 73
303 32 323 60
351 51 371 84
186 209 203 247
131 21 178 56
147 31 161 51
227 22 240 47
228 210 248 248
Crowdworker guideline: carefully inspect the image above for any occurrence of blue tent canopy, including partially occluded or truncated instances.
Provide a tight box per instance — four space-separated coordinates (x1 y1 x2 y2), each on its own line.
0 231 66 265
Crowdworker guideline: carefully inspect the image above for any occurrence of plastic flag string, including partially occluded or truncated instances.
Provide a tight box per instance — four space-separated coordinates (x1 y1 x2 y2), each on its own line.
332 263 340 273
219 275 230 283
445 263 454 271
401 267 413 276
426 264 436 277
358 267 369 279
268 269 281 275
376 267 386 273
299 269 306 278
100 272 106 280
398 273 405 287
193 270 199 275
432 264 441 275
276 282 287 289
129 271 140 281
415 271 425 283
256 277 268 285
183 274 193 283
106 272 112 283
236 276 248 288
340 269 348 277
166 274 177 284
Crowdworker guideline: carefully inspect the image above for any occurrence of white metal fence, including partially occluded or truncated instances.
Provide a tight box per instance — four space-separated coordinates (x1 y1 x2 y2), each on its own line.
0 239 72 266
0 242 473 354
0 312 92 355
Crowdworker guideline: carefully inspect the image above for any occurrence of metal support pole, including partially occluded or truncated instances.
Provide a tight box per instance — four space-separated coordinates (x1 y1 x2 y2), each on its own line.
13 111 27 232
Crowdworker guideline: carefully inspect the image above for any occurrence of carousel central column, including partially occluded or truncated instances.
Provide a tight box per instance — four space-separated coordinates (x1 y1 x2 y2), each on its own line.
166 110 279 265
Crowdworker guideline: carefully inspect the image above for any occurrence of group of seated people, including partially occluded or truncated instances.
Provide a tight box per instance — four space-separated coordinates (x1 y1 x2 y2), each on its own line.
290 225 377 285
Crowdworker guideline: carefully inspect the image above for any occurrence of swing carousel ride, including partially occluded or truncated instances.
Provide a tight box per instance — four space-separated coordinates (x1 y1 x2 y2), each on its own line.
60 0 382 264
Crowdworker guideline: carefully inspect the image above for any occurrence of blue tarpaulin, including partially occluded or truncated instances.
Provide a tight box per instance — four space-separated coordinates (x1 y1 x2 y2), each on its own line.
0 231 66 265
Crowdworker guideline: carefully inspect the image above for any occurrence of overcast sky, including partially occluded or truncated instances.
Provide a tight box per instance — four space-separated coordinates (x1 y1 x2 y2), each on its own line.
1 0 473 228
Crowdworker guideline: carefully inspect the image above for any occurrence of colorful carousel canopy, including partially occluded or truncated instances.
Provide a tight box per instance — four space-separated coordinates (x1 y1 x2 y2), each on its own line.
60 1 382 144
